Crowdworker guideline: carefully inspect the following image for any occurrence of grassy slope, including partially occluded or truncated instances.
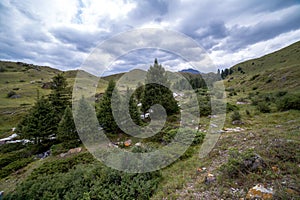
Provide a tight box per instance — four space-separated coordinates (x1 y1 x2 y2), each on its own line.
152 41 300 199
225 41 300 93
0 62 107 136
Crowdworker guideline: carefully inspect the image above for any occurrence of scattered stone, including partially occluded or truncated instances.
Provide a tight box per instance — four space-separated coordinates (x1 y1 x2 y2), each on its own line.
275 125 282 128
135 142 142 147
41 82 52 89
286 188 298 195
60 153 67 158
208 115 217 118
124 139 132 147
68 147 82 154
108 142 118 148
204 173 216 184
10 94 21 99
271 166 280 174
237 101 250 105
210 123 217 128
36 150 50 159
243 154 266 172
232 120 244 125
246 184 273 199
196 167 207 174
223 127 245 133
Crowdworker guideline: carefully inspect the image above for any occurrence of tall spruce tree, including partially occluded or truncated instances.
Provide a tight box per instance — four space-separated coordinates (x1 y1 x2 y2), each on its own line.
18 96 56 144
97 80 120 133
48 73 71 134
74 96 99 142
49 73 71 118
142 59 179 115
57 106 79 142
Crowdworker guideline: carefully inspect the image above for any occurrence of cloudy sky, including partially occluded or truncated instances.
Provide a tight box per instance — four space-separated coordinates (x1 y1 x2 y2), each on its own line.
1 0 300 75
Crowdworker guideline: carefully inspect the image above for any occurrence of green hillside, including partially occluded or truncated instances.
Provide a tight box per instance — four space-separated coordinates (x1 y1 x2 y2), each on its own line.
225 41 300 93
0 61 107 135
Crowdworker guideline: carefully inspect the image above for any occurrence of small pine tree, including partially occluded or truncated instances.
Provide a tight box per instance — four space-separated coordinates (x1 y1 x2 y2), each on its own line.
48 73 71 120
134 82 144 102
18 97 56 144
126 87 141 126
97 80 120 133
57 106 79 142
74 96 99 142
142 59 179 115
231 110 241 122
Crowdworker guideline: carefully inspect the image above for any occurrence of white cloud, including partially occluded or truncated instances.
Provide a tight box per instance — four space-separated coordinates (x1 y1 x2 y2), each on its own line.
0 0 299 74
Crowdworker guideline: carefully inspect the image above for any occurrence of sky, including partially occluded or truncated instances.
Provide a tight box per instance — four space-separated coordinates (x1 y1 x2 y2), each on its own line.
0 0 300 75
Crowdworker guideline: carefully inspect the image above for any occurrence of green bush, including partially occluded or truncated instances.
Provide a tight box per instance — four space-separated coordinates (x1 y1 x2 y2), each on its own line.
7 91 16 98
231 111 241 121
6 163 162 200
192 131 205 146
179 146 195 160
245 109 250 115
0 151 27 169
220 148 262 178
0 143 25 154
226 103 239 113
257 102 271 113
275 90 287 97
276 93 300 111
250 74 260 81
50 140 81 156
28 152 95 180
0 157 34 179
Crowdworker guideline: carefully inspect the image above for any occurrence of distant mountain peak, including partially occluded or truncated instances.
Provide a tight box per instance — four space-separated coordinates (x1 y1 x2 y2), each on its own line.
179 68 201 74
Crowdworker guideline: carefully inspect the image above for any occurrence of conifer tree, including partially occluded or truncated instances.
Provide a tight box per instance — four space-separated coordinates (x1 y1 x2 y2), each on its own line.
48 73 71 119
18 97 56 144
97 80 120 133
57 106 78 142
74 96 98 142
142 59 179 115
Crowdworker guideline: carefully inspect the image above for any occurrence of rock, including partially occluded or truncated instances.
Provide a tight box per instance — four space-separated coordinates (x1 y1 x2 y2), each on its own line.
41 82 52 89
36 150 50 159
60 153 67 158
68 147 82 154
223 127 245 133
271 166 280 174
10 94 21 99
135 142 142 147
243 154 266 172
232 120 244 125
246 184 273 199
124 139 132 147
204 173 216 184
237 101 250 105
196 167 206 174
210 123 217 128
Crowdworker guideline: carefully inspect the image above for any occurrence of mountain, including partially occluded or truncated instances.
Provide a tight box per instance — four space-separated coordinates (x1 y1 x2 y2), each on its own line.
179 68 201 74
